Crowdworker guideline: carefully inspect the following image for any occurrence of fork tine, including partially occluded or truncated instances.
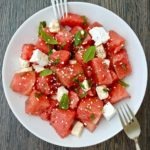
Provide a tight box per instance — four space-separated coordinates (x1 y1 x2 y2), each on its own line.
120 106 128 125
60 0 64 18
126 103 135 119
51 0 58 19
56 0 61 18
117 109 125 127
64 0 68 17
123 104 133 121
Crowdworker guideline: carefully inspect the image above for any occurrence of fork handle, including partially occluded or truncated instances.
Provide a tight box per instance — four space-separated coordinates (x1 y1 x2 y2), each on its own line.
134 138 141 150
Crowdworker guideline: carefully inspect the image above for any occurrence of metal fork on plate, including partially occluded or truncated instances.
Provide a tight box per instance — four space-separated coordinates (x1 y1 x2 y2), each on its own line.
51 0 68 19
118 104 141 150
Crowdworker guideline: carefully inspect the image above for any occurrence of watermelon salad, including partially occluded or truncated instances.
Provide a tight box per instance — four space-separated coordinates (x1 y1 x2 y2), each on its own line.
10 13 132 138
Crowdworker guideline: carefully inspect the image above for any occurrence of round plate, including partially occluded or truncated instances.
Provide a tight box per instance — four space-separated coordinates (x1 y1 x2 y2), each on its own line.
2 2 147 148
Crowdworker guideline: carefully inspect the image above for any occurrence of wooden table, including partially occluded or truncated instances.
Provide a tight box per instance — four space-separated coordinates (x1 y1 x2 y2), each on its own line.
0 0 149 149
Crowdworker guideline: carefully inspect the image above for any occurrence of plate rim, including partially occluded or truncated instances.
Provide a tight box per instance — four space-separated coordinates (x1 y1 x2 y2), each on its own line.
2 1 148 147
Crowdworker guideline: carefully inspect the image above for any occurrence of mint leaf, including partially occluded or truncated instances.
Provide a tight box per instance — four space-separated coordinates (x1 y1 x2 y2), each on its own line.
40 69 53 77
59 94 69 110
119 80 129 87
81 16 88 26
40 29 58 45
83 46 96 63
38 21 47 36
74 30 86 46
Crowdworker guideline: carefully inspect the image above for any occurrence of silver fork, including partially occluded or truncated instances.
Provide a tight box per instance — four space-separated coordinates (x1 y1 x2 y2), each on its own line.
117 104 141 150
51 0 68 19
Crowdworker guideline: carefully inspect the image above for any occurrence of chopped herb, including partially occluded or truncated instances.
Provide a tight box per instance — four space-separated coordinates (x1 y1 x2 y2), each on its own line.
81 16 88 25
73 77 79 83
83 46 96 63
40 29 58 45
88 80 93 87
34 92 42 98
74 30 86 46
40 69 53 77
119 80 129 87
79 83 85 89
38 21 47 36
59 94 69 110
121 63 127 70
53 58 60 65
90 113 95 121
103 88 110 92
79 92 87 99
48 49 53 56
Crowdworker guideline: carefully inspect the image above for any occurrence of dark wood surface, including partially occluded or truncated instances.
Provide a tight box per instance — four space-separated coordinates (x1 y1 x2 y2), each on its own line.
0 0 149 149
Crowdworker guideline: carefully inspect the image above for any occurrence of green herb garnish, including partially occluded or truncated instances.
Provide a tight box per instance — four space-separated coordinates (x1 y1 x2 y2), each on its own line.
40 69 53 77
34 92 42 99
38 21 47 36
90 113 95 121
40 29 58 45
48 49 53 56
79 92 87 99
83 46 96 63
53 58 60 65
79 83 85 89
119 80 129 87
103 88 110 92
81 16 88 26
59 94 69 110
74 30 86 46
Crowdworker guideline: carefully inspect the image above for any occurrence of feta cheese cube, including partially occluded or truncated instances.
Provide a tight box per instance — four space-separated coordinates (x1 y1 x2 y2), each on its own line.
103 59 110 67
30 49 49 66
32 64 45 73
96 85 109 100
89 27 110 46
102 102 116 120
81 80 90 92
19 58 29 68
69 60 77 65
17 67 33 73
71 121 84 137
57 86 68 102
49 20 60 33
96 45 106 59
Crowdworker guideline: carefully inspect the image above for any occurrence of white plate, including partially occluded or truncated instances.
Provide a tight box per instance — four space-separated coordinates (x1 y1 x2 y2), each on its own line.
2 2 148 148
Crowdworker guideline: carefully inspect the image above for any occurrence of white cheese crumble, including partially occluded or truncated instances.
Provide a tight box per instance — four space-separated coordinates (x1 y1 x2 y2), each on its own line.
32 64 45 73
19 58 30 68
102 102 116 121
57 86 68 102
81 80 90 92
89 27 110 46
49 20 60 33
17 67 33 73
103 59 110 67
69 60 77 65
71 121 84 137
30 49 49 66
96 85 109 100
96 45 106 59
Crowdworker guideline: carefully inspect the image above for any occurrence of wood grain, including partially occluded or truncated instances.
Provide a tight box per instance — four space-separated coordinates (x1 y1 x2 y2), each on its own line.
0 0 149 149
